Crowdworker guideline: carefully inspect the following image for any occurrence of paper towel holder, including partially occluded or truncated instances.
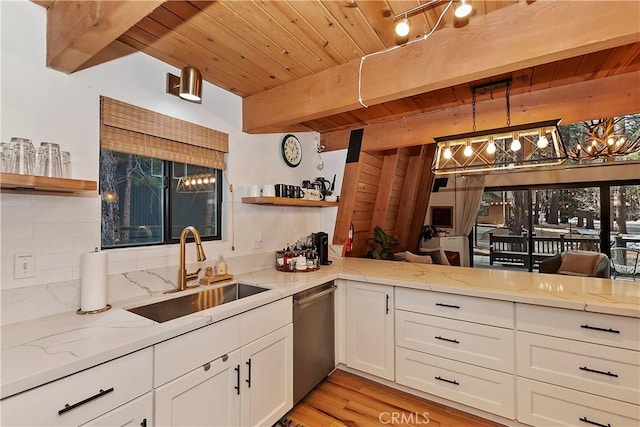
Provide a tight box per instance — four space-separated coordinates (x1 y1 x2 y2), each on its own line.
77 304 112 315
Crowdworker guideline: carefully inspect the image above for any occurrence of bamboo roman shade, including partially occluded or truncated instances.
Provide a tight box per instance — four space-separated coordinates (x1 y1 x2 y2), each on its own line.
100 96 228 170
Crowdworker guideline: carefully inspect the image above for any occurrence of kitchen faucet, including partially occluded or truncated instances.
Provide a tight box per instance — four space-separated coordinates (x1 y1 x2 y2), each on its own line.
166 225 207 293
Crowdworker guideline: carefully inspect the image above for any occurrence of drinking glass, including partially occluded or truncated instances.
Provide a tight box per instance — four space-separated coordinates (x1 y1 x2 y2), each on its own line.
61 151 72 178
9 137 36 175
37 142 62 177
1 142 12 173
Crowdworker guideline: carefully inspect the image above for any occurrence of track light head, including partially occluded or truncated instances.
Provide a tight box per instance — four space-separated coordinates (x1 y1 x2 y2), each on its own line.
395 17 411 37
454 0 472 18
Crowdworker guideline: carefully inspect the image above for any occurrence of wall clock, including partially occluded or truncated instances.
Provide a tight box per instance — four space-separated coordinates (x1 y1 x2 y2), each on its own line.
281 134 302 167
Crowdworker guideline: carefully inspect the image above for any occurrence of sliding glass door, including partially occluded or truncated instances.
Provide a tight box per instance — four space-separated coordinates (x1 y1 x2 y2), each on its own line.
474 182 638 272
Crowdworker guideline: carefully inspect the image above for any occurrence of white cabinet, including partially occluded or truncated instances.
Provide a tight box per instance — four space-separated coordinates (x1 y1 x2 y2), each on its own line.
155 351 242 426
82 392 153 427
394 288 515 419
240 324 293 427
1 348 153 426
153 297 293 427
346 281 394 380
516 304 640 426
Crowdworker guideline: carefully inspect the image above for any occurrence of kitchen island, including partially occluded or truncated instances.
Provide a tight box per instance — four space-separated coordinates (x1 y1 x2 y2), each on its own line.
2 258 639 426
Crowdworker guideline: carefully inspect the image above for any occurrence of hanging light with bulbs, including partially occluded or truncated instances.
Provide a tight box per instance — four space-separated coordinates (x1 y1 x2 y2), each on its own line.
432 79 567 175
564 117 640 160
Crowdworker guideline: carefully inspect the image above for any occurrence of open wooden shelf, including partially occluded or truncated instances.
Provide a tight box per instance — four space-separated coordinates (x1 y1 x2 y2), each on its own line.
0 173 97 196
242 196 339 207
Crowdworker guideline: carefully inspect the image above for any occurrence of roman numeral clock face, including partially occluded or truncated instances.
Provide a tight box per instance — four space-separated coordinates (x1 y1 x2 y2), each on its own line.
281 134 302 167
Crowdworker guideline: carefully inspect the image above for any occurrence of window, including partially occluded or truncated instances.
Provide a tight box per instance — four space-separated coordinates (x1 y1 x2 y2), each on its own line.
99 97 228 249
100 151 222 248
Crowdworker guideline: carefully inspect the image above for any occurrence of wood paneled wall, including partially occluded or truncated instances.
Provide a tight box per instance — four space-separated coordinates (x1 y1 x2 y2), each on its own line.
334 145 437 258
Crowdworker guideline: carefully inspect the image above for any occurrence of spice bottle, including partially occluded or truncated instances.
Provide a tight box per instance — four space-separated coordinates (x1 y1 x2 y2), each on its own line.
215 255 227 275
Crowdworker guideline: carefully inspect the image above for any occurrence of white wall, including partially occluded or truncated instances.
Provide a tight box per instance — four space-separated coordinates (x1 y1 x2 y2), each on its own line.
0 1 344 324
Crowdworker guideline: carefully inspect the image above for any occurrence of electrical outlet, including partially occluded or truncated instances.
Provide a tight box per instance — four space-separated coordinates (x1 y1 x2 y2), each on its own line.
14 254 35 279
252 232 263 249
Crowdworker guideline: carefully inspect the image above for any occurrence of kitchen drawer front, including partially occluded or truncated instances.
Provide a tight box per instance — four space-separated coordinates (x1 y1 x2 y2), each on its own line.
240 297 292 346
396 347 514 419
395 288 513 328
81 392 152 426
517 377 640 427
517 304 639 350
155 315 240 386
1 347 152 427
396 310 514 373
517 331 640 405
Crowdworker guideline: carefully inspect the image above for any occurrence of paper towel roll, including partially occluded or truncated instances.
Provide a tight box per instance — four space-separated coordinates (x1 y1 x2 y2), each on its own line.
80 250 108 312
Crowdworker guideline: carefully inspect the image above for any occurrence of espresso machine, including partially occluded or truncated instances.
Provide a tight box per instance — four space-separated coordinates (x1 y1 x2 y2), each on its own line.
312 232 331 265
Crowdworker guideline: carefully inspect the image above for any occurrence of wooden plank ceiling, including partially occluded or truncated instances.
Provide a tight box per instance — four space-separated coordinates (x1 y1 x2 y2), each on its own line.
39 0 640 137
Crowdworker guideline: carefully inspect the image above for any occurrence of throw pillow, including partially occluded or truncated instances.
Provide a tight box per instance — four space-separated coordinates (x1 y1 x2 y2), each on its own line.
558 251 603 277
420 248 450 266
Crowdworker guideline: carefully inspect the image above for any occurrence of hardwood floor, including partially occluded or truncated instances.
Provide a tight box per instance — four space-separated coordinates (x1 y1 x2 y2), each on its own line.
283 370 504 427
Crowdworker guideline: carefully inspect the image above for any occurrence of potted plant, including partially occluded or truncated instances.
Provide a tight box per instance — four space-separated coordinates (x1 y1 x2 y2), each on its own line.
366 226 400 260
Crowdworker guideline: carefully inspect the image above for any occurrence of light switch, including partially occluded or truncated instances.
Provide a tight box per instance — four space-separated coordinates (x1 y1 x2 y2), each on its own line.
14 254 35 279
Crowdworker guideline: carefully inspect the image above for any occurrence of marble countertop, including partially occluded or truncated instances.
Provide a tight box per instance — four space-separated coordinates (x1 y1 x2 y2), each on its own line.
2 257 639 399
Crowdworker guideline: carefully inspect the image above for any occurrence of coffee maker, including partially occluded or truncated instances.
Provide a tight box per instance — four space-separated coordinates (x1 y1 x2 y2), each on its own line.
312 232 331 265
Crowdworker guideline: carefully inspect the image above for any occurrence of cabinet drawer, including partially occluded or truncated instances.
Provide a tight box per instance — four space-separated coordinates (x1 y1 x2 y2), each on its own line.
396 347 514 419
396 310 514 373
517 377 640 427
517 304 640 350
517 331 640 405
240 297 292 346
395 288 513 328
155 315 240 386
1 348 152 426
81 392 152 426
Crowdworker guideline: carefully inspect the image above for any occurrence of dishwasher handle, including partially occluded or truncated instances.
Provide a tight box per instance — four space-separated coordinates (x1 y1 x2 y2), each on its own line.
294 285 337 305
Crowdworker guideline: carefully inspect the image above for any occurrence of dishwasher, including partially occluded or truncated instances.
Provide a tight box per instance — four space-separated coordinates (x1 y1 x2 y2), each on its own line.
293 281 336 405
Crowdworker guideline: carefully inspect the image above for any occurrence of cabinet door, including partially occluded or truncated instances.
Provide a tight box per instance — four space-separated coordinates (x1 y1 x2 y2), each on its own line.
82 392 152 427
155 351 241 427
346 281 394 380
240 324 293 427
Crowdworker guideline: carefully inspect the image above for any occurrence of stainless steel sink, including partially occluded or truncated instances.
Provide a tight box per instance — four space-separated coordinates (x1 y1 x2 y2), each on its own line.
127 283 269 323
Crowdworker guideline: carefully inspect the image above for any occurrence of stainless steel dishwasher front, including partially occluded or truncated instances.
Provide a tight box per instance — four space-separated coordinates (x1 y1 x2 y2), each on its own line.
292 281 336 405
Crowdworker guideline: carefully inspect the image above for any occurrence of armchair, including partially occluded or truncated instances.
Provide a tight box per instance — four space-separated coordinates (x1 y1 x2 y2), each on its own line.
610 247 639 281
539 250 610 278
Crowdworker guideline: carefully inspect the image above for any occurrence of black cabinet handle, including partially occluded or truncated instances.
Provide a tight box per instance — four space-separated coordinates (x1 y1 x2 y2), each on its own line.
246 359 252 388
234 364 240 394
435 376 459 386
579 416 611 427
580 366 619 378
386 294 390 314
140 418 147 427
435 336 460 344
435 303 460 309
580 324 620 334
58 387 114 415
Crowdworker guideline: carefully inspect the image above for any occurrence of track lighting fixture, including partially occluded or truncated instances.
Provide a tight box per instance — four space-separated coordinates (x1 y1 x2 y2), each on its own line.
393 0 473 40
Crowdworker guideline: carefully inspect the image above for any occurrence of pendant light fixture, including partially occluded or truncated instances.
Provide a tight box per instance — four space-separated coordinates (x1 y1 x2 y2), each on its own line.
432 79 566 175
166 66 203 103
565 117 640 160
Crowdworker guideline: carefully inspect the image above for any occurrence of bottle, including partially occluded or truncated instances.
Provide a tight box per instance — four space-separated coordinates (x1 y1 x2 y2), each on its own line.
215 255 227 275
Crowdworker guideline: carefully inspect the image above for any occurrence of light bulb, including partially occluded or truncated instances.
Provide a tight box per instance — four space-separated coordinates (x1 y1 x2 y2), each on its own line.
197 178 203 185
190 178 197 185
607 137 615 146
443 147 452 159
510 138 521 152
591 139 597 147
463 144 473 157
486 141 496 154
395 17 410 37
203 177 210 184
454 0 472 18
537 134 549 149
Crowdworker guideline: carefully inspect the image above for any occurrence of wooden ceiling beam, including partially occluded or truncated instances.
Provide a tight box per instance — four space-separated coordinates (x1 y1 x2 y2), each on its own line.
321 71 640 152
243 1 640 133
46 0 164 73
